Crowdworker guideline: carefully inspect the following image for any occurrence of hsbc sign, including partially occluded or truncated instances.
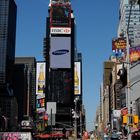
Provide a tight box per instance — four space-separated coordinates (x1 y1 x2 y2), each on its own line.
51 27 71 34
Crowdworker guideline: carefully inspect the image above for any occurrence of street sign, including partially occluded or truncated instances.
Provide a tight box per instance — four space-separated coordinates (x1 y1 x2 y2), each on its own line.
47 102 56 114
48 114 56 126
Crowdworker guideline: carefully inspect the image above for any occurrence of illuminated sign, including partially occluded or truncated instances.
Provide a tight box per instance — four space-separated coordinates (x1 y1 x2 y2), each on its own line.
112 38 126 50
0 132 32 140
51 27 71 34
121 107 128 116
130 46 140 63
50 37 71 68
74 62 81 95
36 62 46 112
36 98 45 112
36 62 46 97
51 0 70 3
112 38 126 59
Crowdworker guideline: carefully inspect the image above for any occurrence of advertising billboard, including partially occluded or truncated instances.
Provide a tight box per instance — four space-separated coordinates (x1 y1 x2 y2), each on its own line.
36 62 46 112
50 0 70 3
112 38 126 59
74 62 81 95
0 132 32 140
130 46 140 63
112 38 126 50
50 37 71 69
51 27 71 34
113 110 121 117
36 98 45 112
50 3 71 32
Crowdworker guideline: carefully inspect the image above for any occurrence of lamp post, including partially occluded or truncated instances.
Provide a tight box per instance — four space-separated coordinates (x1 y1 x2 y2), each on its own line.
126 28 131 140
73 97 79 139
125 1 138 139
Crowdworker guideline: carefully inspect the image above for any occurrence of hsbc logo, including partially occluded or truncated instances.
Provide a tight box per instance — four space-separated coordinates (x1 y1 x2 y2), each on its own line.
51 27 71 34
64 28 70 33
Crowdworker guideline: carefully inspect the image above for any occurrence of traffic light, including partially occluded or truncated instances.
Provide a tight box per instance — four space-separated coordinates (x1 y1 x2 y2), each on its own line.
133 115 139 125
123 115 127 125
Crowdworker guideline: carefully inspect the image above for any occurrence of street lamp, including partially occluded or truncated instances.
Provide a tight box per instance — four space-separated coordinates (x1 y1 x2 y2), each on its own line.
72 97 79 139
124 0 138 140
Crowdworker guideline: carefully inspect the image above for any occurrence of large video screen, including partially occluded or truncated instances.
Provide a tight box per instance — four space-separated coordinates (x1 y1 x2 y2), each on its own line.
74 62 81 95
36 62 46 112
50 37 71 69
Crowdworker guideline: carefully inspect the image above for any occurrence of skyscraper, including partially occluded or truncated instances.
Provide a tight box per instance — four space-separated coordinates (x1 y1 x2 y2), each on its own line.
118 0 140 47
0 0 17 92
14 57 36 122
0 0 17 131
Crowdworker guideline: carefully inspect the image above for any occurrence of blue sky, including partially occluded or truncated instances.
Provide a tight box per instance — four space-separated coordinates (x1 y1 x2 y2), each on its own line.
15 0 119 131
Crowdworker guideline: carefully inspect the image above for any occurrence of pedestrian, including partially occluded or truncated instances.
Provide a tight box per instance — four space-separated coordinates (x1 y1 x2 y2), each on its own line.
90 133 95 140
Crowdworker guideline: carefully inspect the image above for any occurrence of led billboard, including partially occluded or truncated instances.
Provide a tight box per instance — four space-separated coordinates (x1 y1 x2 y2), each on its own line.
112 38 126 59
50 3 71 33
36 62 46 112
112 38 126 50
130 46 140 63
50 37 71 69
74 62 81 95
36 98 45 112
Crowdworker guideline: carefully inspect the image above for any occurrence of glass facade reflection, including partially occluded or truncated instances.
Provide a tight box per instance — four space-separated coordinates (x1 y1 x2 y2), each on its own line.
0 0 17 89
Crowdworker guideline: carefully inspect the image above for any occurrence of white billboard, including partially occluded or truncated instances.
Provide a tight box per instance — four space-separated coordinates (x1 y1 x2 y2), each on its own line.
74 62 81 95
50 37 71 68
113 110 121 117
51 27 71 34
0 132 32 140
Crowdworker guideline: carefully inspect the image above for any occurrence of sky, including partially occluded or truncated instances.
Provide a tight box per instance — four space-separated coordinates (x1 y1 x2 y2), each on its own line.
15 0 119 131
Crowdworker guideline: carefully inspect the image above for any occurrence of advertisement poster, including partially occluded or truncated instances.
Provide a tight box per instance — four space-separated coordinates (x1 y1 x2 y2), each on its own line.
36 62 46 112
112 38 126 59
36 98 45 112
50 37 71 69
130 46 140 63
74 62 81 95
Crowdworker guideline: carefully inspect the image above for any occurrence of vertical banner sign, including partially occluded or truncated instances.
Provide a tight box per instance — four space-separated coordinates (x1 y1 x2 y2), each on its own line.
130 46 140 63
74 62 81 95
36 62 46 112
112 38 126 59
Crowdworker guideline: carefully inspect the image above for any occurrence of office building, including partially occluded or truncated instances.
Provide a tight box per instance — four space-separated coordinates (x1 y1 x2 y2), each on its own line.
0 0 17 91
43 1 85 136
0 0 17 131
118 0 140 47
14 57 36 122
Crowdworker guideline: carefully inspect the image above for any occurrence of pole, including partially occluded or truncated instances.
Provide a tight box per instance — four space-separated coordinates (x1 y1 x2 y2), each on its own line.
27 70 30 116
126 1 134 140
51 108 52 140
74 101 77 139
80 111 82 138
126 30 131 140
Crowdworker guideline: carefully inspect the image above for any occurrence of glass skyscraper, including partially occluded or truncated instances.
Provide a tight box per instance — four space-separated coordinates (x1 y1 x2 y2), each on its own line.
118 0 140 47
0 0 17 91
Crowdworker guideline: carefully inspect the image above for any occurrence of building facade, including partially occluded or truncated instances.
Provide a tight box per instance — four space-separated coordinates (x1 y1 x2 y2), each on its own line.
42 0 85 137
0 0 17 90
0 0 17 131
118 0 140 47
14 57 36 122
